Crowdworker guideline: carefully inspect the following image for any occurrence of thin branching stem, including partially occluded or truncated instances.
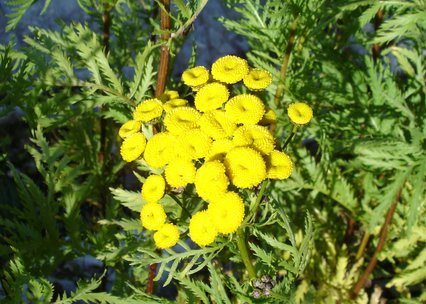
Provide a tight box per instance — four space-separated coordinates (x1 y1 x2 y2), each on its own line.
282 125 298 151
236 228 256 280
355 231 371 260
155 0 171 97
274 17 298 106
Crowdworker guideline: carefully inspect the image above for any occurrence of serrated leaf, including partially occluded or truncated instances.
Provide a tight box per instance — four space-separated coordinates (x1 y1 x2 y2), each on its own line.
110 187 144 212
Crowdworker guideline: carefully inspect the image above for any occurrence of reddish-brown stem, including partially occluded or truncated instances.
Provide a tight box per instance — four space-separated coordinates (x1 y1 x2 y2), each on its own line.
372 9 384 62
351 185 404 298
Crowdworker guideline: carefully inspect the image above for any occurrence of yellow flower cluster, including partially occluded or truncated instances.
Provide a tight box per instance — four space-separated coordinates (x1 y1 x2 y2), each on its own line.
118 55 313 249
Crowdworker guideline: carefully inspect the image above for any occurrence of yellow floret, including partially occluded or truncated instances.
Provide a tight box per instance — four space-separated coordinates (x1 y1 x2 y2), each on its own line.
142 174 166 203
165 158 196 188
259 108 278 126
120 132 146 162
194 82 229 112
163 98 188 113
176 129 212 160
205 138 234 162
195 161 229 201
225 94 265 125
232 125 275 155
199 110 236 140
118 120 141 139
287 102 313 125
211 55 249 84
133 98 163 122
224 147 266 188
243 68 272 90
265 150 293 179
144 132 176 168
182 66 210 87
208 191 245 234
158 90 180 102
140 202 166 231
154 223 180 249
164 107 201 134
189 210 217 246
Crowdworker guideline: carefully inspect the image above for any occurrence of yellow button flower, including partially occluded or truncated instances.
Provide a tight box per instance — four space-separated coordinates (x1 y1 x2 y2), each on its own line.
243 68 272 90
164 107 201 134
224 147 266 188
154 223 180 249
225 94 265 125
287 102 313 125
208 191 245 234
142 174 166 203
144 132 176 168
199 110 236 140
195 161 229 201
211 55 249 84
265 150 293 180
118 120 141 139
176 129 212 160
182 66 210 87
194 82 229 112
158 90 180 102
163 98 188 113
232 125 275 155
189 210 217 246
140 202 167 231
133 98 164 122
259 108 278 126
120 132 146 162
165 158 196 188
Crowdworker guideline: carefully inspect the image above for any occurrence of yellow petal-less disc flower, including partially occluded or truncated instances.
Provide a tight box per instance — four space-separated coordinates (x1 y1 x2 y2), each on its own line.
211 55 249 84
287 102 313 125
182 66 210 87
194 82 229 112
118 120 141 139
144 132 176 168
153 223 180 249
133 98 163 122
243 68 272 90
189 210 217 246
163 98 188 113
164 107 201 134
199 110 236 140
195 161 229 201
224 147 266 188
158 90 180 102
142 174 166 203
176 129 212 160
232 125 275 155
140 202 167 231
120 132 146 162
208 191 245 234
259 108 278 126
165 158 196 188
225 94 265 125
205 138 234 162
265 150 293 179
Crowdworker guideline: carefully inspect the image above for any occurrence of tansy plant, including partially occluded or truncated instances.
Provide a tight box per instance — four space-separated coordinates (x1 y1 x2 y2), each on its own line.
118 54 313 294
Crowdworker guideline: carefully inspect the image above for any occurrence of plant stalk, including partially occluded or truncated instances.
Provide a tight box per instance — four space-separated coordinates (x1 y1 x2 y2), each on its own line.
355 231 371 261
236 228 256 280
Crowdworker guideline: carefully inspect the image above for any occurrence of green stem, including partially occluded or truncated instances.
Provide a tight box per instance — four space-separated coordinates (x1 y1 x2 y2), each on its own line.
245 181 268 224
355 231 371 260
168 193 192 218
236 228 256 279
282 125 298 151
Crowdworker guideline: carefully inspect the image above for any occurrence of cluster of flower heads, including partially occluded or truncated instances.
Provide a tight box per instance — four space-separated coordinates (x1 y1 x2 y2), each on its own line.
119 55 313 249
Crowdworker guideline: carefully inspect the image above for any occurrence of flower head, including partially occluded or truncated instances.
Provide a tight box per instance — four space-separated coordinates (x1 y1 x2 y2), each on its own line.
133 98 163 122
224 147 266 188
182 66 210 87
195 161 229 201
189 210 217 246
208 191 245 234
144 132 176 168
205 138 234 162
165 158 196 188
259 108 278 126
176 129 212 160
158 90 180 103
225 94 265 125
199 110 236 140
164 107 201 134
142 174 166 203
194 82 229 112
120 132 146 162
232 125 275 155
163 98 188 113
119 120 141 139
140 202 167 231
243 68 272 90
287 102 313 125
211 55 249 84
265 150 293 179
154 223 180 249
